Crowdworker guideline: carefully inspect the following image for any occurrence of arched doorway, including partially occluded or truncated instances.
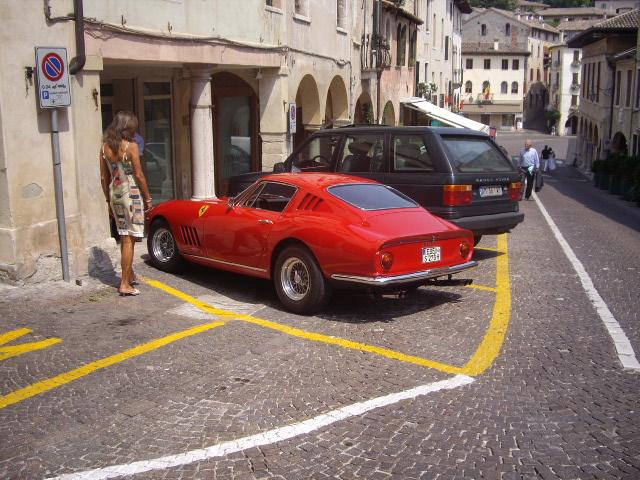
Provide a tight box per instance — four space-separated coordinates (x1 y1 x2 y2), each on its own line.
326 76 349 128
211 72 259 196
354 93 374 124
295 74 321 148
611 131 628 156
382 101 395 125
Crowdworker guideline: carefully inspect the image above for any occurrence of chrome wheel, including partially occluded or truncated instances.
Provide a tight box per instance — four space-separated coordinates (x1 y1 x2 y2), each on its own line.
274 245 332 314
147 219 187 273
280 256 310 301
152 227 175 263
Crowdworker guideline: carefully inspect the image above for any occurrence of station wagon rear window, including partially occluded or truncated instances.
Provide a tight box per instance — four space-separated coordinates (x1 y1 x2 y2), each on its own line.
442 136 514 173
328 184 418 211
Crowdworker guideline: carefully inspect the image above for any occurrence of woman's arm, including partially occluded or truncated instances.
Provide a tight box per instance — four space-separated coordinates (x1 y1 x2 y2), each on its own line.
99 148 111 202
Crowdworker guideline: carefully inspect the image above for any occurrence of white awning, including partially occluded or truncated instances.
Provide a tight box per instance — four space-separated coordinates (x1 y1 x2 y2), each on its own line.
400 97 491 133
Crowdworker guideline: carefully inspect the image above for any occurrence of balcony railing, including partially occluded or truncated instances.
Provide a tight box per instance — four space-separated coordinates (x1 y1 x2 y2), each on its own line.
476 93 494 103
569 105 579 112
571 60 582 67
552 84 559 91
361 34 392 70
553 60 561 67
570 83 580 90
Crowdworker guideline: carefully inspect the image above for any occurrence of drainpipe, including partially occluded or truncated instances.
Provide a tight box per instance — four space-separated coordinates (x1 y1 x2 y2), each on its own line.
69 0 86 75
374 0 382 124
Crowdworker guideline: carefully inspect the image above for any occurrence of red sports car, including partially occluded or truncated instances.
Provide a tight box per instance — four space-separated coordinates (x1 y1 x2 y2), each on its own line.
147 173 477 314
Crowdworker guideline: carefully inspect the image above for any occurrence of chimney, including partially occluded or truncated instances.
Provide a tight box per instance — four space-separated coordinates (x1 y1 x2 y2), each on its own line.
494 39 499 50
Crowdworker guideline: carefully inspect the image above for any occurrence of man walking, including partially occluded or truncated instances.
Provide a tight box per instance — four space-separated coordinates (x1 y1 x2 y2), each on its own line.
518 139 540 201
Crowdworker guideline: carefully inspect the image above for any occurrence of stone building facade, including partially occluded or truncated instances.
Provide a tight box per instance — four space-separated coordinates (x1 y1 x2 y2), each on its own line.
0 0 470 284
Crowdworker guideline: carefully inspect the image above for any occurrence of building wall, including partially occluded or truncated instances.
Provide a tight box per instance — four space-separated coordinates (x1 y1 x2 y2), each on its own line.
461 52 526 131
548 44 582 137
1 0 463 284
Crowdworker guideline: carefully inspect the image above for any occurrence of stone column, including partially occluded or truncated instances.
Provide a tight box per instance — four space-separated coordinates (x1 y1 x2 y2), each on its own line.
189 67 215 200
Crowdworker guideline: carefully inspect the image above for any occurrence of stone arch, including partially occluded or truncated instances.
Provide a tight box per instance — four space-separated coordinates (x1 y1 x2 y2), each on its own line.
564 115 577 135
296 74 321 126
326 76 349 128
611 131 628 156
382 101 395 125
294 74 322 146
354 92 374 124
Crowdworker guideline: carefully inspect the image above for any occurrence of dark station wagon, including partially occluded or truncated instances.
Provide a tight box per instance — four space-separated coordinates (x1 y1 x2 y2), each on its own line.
228 126 524 245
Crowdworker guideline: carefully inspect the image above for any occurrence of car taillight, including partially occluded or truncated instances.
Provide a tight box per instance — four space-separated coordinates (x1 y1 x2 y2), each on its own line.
460 241 471 259
509 182 522 201
381 252 394 270
443 185 473 205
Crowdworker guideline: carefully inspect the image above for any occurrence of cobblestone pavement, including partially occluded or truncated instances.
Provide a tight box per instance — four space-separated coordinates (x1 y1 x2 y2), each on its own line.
1 158 639 479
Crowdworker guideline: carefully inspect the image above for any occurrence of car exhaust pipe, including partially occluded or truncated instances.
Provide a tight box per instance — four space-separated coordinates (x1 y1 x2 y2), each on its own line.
428 278 473 287
368 290 410 299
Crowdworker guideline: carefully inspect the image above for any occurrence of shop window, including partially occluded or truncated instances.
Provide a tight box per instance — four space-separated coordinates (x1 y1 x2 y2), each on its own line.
143 81 174 204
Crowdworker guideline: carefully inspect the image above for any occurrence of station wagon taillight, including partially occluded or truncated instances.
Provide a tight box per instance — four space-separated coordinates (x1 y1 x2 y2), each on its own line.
443 185 473 206
509 182 522 201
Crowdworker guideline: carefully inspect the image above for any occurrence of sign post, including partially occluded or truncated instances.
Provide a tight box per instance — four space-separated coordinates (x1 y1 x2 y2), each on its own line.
289 102 296 156
36 47 72 282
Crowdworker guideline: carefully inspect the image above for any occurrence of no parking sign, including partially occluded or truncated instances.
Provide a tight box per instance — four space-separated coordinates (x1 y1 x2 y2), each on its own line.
35 47 71 108
289 102 297 134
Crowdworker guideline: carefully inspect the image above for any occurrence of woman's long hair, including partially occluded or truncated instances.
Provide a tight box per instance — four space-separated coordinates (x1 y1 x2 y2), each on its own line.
103 110 138 155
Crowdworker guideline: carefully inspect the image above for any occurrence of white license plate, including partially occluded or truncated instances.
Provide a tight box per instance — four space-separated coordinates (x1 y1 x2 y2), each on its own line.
422 246 441 263
479 186 502 197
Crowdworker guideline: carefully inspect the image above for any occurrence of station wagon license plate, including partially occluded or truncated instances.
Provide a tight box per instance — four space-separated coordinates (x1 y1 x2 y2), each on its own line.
422 246 441 263
479 186 502 197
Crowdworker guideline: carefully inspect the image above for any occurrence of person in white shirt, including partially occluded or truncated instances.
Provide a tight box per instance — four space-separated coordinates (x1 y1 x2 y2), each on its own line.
518 139 540 201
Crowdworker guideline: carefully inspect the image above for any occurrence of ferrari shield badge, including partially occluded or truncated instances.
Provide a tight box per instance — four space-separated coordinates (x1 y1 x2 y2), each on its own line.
198 205 210 217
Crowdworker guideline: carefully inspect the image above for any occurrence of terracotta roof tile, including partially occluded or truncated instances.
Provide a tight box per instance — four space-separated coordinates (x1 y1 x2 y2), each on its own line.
593 8 639 29
462 42 531 55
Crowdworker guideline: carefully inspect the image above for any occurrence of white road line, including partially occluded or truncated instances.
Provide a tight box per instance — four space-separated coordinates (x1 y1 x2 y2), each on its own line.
533 191 640 370
49 375 475 480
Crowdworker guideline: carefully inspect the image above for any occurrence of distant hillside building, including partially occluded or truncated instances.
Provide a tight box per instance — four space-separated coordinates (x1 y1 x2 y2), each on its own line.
462 8 560 126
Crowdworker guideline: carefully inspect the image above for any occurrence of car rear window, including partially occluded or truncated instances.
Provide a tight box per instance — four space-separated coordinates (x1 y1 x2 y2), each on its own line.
327 184 418 211
442 136 514 173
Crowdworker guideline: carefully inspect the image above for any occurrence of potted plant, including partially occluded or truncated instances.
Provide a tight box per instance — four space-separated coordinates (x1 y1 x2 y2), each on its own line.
621 155 640 201
591 159 604 187
631 164 640 207
606 154 625 195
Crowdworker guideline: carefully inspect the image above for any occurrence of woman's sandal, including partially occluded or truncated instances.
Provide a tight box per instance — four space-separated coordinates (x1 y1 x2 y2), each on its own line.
119 288 140 296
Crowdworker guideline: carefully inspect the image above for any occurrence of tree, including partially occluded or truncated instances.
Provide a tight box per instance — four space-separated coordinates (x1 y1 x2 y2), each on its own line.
469 0 517 9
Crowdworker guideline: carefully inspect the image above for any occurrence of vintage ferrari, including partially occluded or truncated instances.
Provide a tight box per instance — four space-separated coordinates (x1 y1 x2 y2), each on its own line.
147 173 477 314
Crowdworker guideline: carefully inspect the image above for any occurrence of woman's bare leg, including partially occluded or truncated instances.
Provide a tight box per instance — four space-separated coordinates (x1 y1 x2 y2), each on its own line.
119 235 136 293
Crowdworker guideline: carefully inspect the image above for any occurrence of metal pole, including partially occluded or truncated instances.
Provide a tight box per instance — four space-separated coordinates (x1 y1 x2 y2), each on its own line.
51 108 70 282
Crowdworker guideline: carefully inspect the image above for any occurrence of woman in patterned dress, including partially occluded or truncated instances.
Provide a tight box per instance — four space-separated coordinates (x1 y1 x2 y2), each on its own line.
100 111 153 296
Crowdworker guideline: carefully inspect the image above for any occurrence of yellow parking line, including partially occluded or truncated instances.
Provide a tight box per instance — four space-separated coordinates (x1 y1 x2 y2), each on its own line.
142 234 511 377
0 235 511 409
467 284 498 292
0 322 224 410
460 234 510 376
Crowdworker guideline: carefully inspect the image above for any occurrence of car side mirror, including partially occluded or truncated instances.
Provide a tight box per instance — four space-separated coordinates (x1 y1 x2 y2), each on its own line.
273 162 285 173
228 197 235 209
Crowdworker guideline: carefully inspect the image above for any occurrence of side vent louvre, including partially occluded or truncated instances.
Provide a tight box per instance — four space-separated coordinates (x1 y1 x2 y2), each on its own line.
298 193 324 211
180 226 201 247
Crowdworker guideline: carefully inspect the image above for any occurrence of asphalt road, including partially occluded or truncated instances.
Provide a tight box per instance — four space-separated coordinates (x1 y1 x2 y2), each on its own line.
1 135 640 479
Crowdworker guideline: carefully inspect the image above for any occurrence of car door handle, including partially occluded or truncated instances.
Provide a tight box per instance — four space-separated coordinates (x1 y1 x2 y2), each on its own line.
258 219 273 225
